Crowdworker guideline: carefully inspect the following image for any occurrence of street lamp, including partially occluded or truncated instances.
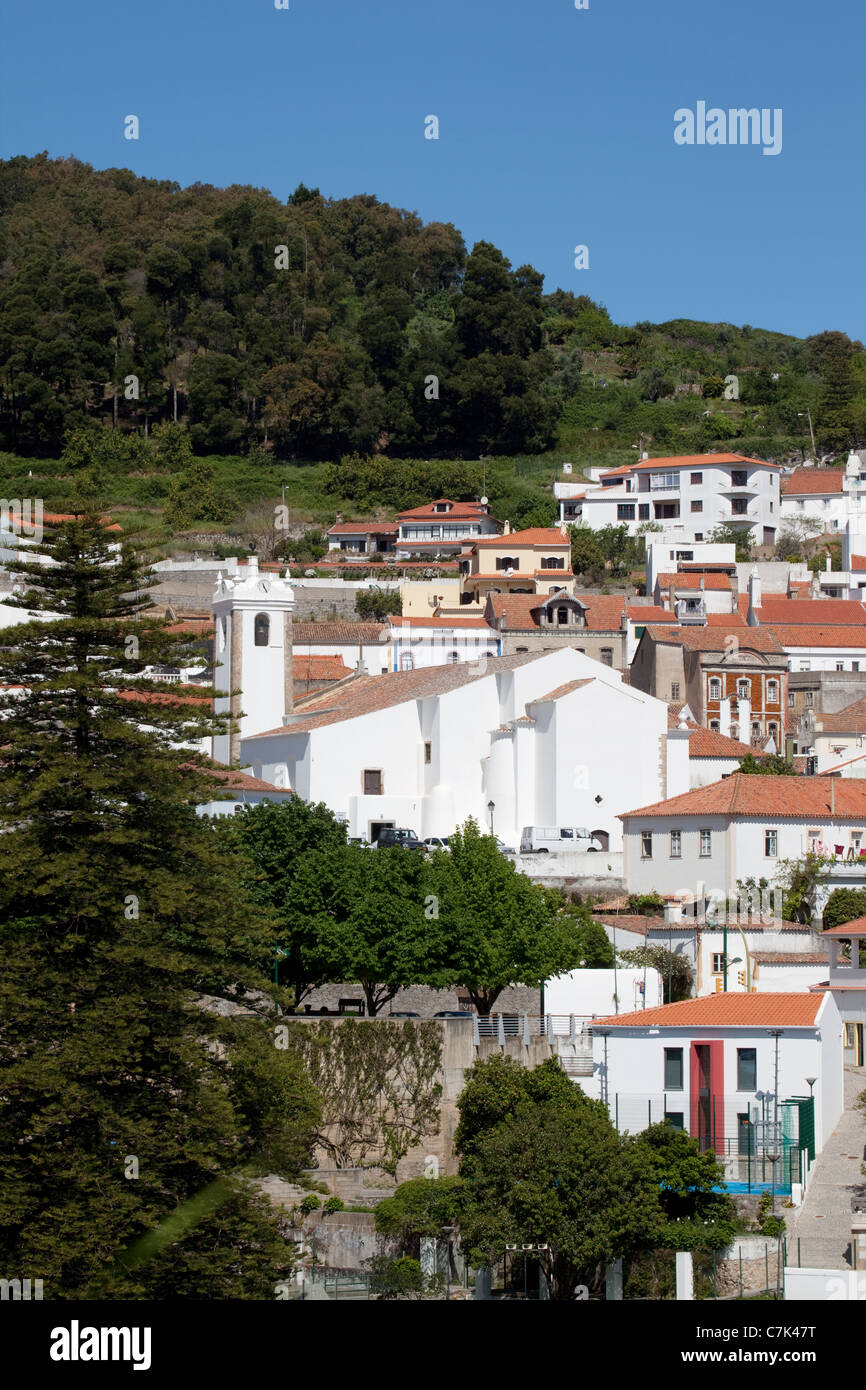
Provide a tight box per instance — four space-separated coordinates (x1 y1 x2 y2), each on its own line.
805 1076 817 1097
487 800 495 834
797 410 817 460
767 1152 782 1300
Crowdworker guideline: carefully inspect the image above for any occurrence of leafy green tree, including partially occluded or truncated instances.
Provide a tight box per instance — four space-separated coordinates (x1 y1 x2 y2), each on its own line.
628 1123 737 1252
708 522 754 559
0 508 312 1297
454 1058 660 1299
773 853 831 924
222 798 348 1004
822 888 866 930
374 1176 468 1250
166 457 239 528
356 587 402 620
738 753 797 775
618 945 694 1003
424 821 586 1013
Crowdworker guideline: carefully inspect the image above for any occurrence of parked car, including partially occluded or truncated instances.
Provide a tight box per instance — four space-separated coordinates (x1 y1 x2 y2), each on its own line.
495 837 517 856
433 1010 475 1019
519 826 603 854
388 1011 421 1018
423 836 450 851
374 826 426 851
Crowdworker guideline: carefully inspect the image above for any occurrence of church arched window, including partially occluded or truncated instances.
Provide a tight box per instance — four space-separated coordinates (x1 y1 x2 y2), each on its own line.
254 613 270 646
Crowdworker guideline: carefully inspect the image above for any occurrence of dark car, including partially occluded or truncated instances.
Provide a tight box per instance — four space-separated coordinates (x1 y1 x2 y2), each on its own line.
374 826 426 851
433 1010 475 1019
388 1011 421 1018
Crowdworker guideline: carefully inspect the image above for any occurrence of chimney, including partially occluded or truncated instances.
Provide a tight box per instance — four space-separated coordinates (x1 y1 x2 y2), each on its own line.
747 569 761 625
247 554 259 576
503 520 510 536
335 511 344 525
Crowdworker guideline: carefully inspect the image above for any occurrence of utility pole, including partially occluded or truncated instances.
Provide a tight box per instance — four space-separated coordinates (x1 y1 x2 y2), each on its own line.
797 410 817 460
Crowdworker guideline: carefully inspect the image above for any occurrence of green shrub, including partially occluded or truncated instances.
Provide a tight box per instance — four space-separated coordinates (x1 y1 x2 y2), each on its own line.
299 1193 322 1214
323 1197 345 1214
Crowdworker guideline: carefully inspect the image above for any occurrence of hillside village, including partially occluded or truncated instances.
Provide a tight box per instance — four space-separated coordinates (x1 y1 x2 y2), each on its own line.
4 444 866 1303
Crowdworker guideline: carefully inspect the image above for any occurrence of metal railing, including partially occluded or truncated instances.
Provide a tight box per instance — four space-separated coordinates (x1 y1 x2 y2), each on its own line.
472 1014 595 1046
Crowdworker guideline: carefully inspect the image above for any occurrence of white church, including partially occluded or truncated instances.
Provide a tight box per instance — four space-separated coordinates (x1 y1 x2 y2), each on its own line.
209 559 694 848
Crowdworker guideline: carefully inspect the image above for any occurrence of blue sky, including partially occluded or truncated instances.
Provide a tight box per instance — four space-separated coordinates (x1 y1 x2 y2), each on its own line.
2 0 863 341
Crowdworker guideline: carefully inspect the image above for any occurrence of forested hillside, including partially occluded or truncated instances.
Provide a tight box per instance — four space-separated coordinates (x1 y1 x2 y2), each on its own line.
1 153 864 467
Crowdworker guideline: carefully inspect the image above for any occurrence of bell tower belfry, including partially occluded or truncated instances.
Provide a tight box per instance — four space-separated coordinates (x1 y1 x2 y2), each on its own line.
211 557 294 765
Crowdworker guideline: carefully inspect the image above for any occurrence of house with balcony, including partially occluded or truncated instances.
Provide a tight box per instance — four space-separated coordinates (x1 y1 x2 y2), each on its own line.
582 992 843 1186
457 526 575 606
394 498 500 559
780 455 866 535
620 773 866 915
557 453 781 544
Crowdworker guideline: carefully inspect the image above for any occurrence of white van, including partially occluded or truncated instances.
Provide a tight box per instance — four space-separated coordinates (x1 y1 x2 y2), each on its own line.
519 826 603 854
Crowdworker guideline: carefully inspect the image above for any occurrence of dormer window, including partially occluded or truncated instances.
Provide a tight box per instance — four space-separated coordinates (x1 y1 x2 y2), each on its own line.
254 613 270 646
434 502 450 512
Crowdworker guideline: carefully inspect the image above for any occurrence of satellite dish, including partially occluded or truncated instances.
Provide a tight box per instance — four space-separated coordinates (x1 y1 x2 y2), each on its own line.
480 496 489 506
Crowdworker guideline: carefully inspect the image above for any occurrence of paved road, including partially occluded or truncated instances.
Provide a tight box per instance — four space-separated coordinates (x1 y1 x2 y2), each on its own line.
789 1066 866 1270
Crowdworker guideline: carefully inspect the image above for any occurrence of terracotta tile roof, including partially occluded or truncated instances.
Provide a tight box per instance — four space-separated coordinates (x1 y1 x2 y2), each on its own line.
645 918 811 933
630 452 780 473
645 624 784 655
116 685 210 707
599 464 635 478
327 521 399 535
592 992 823 1028
164 618 214 636
753 599 866 625
657 572 732 591
292 655 353 681
472 527 569 547
487 592 624 632
397 499 492 520
198 765 294 795
815 696 866 733
245 651 553 740
820 918 866 936
592 914 650 935
687 726 758 758
528 677 596 703
622 771 866 820
629 604 672 622
37 510 122 531
751 952 829 964
764 624 866 648
781 468 845 496
292 622 389 645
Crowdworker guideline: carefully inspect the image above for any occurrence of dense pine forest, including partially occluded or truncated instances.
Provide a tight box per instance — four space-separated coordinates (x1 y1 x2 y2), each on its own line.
0 154 864 531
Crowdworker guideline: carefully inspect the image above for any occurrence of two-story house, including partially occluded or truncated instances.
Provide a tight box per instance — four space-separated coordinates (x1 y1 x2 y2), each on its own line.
394 498 500 558
559 453 781 544
458 526 575 605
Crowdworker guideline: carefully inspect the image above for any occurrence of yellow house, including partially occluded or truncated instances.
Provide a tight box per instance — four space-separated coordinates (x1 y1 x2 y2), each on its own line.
458 526 575 604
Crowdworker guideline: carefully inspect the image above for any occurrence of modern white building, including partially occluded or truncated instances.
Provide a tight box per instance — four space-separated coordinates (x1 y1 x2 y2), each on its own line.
557 453 782 545
387 614 500 671
582 991 844 1183
780 454 866 535
239 647 681 849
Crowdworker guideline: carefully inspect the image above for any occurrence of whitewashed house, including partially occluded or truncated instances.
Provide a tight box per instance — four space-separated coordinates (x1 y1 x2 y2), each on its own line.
620 773 866 908
239 648 681 850
814 918 866 1068
387 614 500 671
558 453 781 544
583 991 844 1184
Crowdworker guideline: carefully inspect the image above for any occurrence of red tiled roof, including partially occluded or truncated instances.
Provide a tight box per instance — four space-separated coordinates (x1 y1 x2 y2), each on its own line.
164 618 214 636
292 655 353 681
657 572 732 591
781 468 845 496
814 696 866 733
751 952 829 964
753 599 866 625
292 622 389 645
116 685 210 707
245 651 551 740
688 726 758 758
599 464 635 478
486 592 624 632
629 605 672 622
820 918 866 936
472 527 568 547
645 624 784 655
630 452 780 473
764 624 866 648
622 771 866 820
593 992 823 1028
38 510 122 531
396 499 492 520
528 678 595 703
